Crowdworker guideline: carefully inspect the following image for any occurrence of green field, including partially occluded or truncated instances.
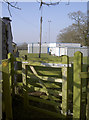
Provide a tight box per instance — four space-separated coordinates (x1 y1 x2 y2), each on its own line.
18 50 89 64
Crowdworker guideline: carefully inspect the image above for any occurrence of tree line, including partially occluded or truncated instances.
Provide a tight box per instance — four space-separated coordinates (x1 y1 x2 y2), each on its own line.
57 11 89 46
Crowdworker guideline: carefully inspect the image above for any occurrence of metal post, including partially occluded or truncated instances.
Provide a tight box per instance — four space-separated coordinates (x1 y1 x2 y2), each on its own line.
48 20 51 43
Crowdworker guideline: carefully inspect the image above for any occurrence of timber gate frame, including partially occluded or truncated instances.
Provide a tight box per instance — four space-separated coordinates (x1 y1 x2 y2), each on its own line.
1 51 89 120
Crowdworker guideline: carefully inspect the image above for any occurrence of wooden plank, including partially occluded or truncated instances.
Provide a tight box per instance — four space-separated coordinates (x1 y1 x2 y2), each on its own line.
43 82 62 89
28 95 61 112
22 64 29 107
40 95 62 102
27 74 62 83
68 64 73 112
41 63 72 67
29 62 41 66
28 95 61 107
28 82 61 90
30 65 62 77
81 64 87 120
8 53 15 96
2 60 13 120
8 53 12 89
87 80 89 120
15 70 22 74
30 66 38 75
17 82 23 86
0 64 2 72
11 54 15 96
47 89 62 96
80 72 89 79
73 51 83 119
86 66 89 120
29 105 65 118
28 85 62 97
62 55 69 116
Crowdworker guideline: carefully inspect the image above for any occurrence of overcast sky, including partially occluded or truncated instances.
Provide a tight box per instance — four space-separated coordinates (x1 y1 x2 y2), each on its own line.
2 2 87 45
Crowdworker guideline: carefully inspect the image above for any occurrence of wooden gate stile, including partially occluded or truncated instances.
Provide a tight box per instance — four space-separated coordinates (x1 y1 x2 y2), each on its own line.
73 51 83 119
2 59 13 120
73 51 89 120
8 53 15 96
62 55 69 116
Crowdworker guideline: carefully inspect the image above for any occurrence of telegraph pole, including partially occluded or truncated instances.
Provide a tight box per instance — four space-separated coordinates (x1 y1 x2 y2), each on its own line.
38 0 59 58
39 16 42 58
39 0 42 58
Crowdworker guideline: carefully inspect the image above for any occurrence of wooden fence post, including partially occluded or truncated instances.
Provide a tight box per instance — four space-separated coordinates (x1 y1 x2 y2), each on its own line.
8 53 12 88
8 53 15 96
2 60 13 120
73 51 83 119
22 63 28 108
62 55 69 116
25 55 27 60
81 63 87 119
86 66 89 120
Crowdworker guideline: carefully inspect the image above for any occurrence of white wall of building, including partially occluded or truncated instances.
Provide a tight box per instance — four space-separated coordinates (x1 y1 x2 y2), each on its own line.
49 43 56 47
49 47 89 57
28 43 57 53
60 47 67 56
67 47 89 57
28 43 89 57
57 43 81 47
49 47 59 56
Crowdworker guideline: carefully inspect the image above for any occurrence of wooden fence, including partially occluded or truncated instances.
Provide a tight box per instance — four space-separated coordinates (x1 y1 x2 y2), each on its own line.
2 51 89 120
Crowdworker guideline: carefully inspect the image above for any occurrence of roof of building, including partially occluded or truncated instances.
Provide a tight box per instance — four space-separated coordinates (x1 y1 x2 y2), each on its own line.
2 17 12 21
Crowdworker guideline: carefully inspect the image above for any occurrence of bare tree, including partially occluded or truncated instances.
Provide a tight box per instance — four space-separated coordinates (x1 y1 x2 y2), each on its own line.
3 0 21 17
57 11 88 46
68 11 87 28
68 11 88 45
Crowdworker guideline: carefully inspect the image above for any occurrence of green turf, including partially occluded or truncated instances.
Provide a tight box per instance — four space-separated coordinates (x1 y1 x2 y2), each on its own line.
18 50 89 64
18 50 62 63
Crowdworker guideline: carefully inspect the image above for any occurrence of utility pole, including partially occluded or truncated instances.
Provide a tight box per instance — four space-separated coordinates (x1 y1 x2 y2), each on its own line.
48 20 51 43
39 16 42 58
39 0 42 58
38 0 59 58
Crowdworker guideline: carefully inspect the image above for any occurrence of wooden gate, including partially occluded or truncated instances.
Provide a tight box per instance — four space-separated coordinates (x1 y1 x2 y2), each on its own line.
22 55 70 119
2 51 89 120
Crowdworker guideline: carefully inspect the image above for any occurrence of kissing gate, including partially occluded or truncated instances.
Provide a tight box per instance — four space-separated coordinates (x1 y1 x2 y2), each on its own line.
2 51 89 120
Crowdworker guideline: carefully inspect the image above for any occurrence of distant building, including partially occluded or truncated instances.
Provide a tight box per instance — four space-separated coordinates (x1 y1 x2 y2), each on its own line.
49 46 89 57
17 42 28 50
28 42 89 57
28 43 56 54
